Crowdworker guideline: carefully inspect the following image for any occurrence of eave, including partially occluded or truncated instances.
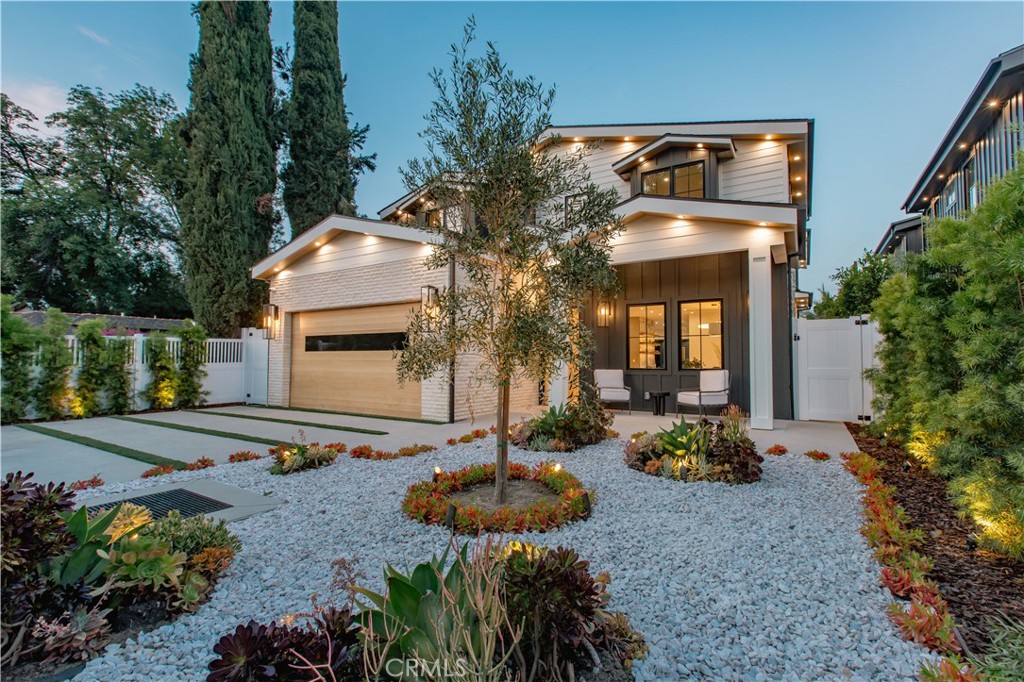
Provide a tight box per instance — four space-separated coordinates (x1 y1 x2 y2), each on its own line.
251 214 435 281
611 135 736 178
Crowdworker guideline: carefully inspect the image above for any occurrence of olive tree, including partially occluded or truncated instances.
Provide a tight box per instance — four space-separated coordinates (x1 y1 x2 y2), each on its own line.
397 20 622 504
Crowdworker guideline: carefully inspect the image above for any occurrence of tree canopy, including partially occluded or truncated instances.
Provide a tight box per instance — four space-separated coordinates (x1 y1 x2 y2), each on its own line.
180 0 279 336
396 20 623 503
1 87 190 317
808 249 893 319
281 0 374 236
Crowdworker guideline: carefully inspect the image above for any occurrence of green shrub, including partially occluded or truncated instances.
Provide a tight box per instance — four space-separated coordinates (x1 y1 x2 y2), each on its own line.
1 296 38 422
74 319 108 417
148 510 241 559
973 615 1024 681
176 320 208 408
33 308 74 419
103 334 134 414
510 396 612 453
868 158 1024 560
143 333 178 409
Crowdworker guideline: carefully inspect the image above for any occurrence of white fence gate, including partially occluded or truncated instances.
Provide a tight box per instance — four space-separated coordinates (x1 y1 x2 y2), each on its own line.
793 315 880 422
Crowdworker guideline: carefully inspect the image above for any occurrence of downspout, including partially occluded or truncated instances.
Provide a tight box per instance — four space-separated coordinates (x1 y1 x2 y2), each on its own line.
448 255 456 423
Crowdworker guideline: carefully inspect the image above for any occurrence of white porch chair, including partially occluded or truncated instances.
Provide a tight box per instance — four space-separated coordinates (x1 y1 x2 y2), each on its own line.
677 369 730 417
594 369 631 414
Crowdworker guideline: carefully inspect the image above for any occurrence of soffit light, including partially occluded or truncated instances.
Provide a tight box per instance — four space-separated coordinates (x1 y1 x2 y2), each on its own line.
624 137 632 141
314 241 322 247
792 155 801 161
959 142 968 150
765 135 773 140
988 99 1000 108
758 221 768 227
795 192 803 197
938 173 945 179
793 176 802 182
638 156 645 162
696 143 704 149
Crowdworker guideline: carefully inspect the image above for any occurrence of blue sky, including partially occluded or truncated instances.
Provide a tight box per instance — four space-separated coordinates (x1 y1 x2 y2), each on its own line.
2 1 1021 293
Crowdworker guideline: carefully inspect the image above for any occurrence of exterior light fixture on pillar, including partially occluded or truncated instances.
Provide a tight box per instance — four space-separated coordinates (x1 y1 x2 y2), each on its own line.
261 304 278 340
421 285 439 311
597 300 611 328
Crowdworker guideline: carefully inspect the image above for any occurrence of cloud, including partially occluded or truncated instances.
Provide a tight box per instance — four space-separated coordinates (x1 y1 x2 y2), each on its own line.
2 81 68 134
76 25 110 46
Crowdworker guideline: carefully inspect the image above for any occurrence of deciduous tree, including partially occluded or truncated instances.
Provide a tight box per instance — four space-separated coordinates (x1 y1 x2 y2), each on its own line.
396 20 622 504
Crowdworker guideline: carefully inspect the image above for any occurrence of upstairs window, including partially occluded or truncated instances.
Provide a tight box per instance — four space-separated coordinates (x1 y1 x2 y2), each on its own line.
641 161 705 199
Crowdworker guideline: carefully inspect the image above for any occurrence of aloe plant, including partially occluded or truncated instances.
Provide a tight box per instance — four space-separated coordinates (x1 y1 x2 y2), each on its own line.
658 420 712 480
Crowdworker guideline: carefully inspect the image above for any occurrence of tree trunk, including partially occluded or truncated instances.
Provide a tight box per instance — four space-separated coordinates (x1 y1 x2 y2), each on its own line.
495 377 511 505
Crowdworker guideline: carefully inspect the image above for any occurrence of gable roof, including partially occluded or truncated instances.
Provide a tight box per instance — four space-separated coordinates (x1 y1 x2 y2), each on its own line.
903 44 1024 212
251 214 436 280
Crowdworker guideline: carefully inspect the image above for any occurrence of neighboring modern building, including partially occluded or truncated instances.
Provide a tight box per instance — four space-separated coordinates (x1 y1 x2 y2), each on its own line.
877 44 1024 255
253 119 814 429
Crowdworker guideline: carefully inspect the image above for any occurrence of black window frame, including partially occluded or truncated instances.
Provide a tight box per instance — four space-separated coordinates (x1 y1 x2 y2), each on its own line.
678 298 724 370
640 160 705 199
626 302 668 371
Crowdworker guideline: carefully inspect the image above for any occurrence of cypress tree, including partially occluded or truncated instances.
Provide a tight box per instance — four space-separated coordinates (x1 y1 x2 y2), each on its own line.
180 0 278 336
282 0 373 236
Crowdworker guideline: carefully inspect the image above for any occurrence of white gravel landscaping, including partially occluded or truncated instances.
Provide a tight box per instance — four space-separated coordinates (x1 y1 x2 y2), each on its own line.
72 437 932 681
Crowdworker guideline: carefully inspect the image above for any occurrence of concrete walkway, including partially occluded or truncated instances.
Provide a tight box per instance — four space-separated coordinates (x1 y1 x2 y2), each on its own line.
1 426 150 485
0 406 858 487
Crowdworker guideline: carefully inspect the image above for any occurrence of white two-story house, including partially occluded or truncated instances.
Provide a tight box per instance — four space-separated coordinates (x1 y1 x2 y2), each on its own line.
252 119 814 430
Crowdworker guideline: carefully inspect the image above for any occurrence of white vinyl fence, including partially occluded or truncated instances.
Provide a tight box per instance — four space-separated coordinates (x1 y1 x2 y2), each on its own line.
793 314 880 423
29 327 269 415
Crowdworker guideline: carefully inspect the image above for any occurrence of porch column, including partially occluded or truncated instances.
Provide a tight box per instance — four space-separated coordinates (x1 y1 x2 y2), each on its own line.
748 246 774 430
548 361 569 408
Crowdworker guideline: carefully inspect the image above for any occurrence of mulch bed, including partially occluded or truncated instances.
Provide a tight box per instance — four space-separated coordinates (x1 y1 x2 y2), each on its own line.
846 423 1024 655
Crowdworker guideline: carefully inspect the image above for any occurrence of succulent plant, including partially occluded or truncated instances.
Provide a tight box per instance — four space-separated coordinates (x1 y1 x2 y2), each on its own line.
106 502 152 544
100 534 185 592
149 510 241 559
172 570 210 612
32 605 112 664
208 621 279 682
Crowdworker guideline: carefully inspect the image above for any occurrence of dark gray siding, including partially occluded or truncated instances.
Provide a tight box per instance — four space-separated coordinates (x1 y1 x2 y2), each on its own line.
590 251 794 419
591 252 749 413
771 261 794 420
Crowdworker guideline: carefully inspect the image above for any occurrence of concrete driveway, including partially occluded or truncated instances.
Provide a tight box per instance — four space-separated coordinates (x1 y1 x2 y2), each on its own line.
1 405 857 487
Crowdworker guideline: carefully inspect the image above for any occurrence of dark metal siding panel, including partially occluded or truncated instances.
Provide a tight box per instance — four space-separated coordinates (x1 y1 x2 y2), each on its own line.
771 261 794 420
602 252 750 413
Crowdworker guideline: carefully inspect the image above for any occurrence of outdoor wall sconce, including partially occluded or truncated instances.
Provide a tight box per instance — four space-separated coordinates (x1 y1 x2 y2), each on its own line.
421 285 439 311
597 300 611 328
261 303 278 340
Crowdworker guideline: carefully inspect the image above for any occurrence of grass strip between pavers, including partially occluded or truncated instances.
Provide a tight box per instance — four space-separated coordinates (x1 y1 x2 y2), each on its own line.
110 416 287 446
18 424 186 469
276 405 447 425
185 409 387 435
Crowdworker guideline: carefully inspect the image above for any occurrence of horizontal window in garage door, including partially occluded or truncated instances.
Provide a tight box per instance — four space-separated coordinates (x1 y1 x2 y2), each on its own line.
305 332 408 352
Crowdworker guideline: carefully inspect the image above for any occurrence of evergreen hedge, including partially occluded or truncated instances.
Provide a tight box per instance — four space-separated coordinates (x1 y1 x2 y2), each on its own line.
869 158 1024 561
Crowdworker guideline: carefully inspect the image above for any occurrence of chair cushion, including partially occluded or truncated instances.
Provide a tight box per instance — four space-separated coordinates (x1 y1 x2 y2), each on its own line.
677 390 729 406
594 369 626 390
600 388 631 402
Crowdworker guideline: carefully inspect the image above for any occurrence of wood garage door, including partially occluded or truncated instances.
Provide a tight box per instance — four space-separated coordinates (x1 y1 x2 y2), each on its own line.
290 304 422 418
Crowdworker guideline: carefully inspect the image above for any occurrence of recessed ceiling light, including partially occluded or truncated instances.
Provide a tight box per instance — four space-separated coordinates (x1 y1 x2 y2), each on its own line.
922 196 929 201
765 135 773 140
314 241 321 247
574 137 582 142
758 221 768 227
938 173 945 179
638 156 645 162
677 215 685 220
696 143 704 149
793 176 802 182
624 137 631 141
988 99 1000 108
959 142 968 149
273 266 281 272
793 155 801 161
795 192 803 197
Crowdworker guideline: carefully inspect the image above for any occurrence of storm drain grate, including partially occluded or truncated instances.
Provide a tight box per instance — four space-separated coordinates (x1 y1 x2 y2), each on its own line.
91 488 231 520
